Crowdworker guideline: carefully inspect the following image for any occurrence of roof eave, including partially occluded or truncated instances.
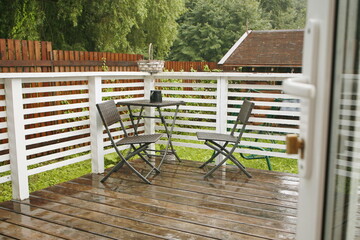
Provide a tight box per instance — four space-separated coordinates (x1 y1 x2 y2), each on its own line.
218 30 252 65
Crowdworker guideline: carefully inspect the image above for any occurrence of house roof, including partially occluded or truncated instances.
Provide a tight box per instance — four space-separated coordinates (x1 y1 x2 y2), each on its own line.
218 29 304 67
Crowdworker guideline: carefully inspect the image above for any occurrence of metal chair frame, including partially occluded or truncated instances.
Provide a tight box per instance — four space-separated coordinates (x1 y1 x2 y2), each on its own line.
197 100 255 178
96 100 163 184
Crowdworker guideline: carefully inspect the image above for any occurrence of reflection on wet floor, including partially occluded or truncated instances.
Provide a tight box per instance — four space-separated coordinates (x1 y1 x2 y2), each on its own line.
0 159 299 240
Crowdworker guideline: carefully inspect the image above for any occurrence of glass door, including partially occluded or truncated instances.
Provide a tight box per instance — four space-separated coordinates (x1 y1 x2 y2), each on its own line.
284 0 360 239
324 0 360 239
283 0 336 239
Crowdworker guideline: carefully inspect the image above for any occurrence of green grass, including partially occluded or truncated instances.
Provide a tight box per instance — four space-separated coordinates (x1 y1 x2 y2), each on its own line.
0 160 92 203
0 144 298 203
171 145 298 174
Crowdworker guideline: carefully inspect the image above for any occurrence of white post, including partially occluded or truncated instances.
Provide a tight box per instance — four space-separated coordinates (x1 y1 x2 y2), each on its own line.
5 78 29 200
144 75 155 135
215 77 228 164
89 76 104 173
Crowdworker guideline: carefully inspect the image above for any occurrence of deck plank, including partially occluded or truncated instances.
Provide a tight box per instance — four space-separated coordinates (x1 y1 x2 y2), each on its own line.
31 189 265 240
0 160 299 240
82 174 297 224
0 221 62 240
47 181 293 239
0 208 110 239
0 235 16 240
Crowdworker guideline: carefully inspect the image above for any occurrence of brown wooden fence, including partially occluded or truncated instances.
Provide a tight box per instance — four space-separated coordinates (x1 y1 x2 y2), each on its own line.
0 39 220 73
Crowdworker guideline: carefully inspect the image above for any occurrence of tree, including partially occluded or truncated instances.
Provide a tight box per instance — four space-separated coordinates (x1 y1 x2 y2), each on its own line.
259 0 306 29
0 0 185 58
168 0 271 62
0 0 44 40
126 0 185 58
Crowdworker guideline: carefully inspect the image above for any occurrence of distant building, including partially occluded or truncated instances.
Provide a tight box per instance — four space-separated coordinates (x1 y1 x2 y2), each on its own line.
219 29 304 73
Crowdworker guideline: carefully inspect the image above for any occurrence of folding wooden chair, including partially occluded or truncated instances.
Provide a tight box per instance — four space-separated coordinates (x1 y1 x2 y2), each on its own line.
96 100 163 184
197 100 255 178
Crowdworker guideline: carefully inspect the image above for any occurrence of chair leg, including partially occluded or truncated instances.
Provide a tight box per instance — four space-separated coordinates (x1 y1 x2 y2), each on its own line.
102 144 155 184
130 144 160 174
140 153 160 174
102 155 152 184
204 157 228 178
101 160 124 183
228 156 252 178
200 141 228 168
120 159 152 184
203 141 252 178
199 150 221 168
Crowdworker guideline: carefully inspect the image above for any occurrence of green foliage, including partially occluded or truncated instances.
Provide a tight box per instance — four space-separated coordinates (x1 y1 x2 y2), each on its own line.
259 0 307 29
0 0 185 58
168 0 271 62
0 0 44 40
127 0 186 58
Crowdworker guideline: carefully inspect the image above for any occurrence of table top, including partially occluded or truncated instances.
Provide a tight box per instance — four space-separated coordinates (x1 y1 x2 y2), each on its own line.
117 99 186 107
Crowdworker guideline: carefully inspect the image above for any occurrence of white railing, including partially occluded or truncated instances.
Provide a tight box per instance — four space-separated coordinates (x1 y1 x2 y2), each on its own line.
0 71 301 200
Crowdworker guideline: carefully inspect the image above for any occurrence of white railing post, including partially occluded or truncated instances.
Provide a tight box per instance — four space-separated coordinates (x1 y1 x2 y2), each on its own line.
5 78 29 200
144 75 155 135
216 77 228 164
89 76 104 174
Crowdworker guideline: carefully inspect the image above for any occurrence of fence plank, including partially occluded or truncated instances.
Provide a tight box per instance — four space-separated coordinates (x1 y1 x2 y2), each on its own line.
7 39 16 72
34 41 41 72
22 40 29 72
14 40 22 72
80 51 85 72
0 39 7 72
53 50 59 72
27 40 35 72
41 41 48 72
46 41 52 72
63 50 70 72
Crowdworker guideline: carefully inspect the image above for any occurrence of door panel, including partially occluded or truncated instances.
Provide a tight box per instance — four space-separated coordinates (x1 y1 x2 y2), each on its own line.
283 0 336 239
324 0 360 239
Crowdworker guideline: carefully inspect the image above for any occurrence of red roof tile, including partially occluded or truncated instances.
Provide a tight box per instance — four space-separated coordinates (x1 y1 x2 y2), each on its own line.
219 30 304 67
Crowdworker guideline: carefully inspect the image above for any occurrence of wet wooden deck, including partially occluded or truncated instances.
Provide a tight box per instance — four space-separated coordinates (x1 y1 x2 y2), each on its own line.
0 159 299 239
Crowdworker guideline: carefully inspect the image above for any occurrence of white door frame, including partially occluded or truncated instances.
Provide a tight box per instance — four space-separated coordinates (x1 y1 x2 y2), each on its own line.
284 0 336 239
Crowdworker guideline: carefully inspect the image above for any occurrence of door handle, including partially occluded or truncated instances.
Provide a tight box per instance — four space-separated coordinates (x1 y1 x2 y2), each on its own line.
286 134 305 159
283 77 315 99
283 19 320 179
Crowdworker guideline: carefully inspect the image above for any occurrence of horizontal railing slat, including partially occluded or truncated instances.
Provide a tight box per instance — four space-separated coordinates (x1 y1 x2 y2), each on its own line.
0 175 11 184
23 85 89 94
27 146 91 167
0 165 10 173
24 120 90 134
28 153 91 176
23 102 89 115
24 111 89 125
26 137 91 156
25 128 90 145
23 94 89 104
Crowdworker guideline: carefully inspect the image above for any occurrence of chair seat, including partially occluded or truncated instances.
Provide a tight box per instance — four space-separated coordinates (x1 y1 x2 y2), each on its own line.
197 132 237 143
116 133 163 145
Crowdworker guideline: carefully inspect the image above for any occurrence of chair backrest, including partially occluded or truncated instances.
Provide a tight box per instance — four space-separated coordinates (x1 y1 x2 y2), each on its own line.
230 99 255 136
238 99 255 124
96 100 122 126
96 100 129 137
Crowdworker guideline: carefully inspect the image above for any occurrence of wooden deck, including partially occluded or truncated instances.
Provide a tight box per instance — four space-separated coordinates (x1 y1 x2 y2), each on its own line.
0 159 299 240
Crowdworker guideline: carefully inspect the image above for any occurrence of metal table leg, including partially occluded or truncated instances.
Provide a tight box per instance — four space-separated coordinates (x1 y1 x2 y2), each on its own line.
156 104 182 170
